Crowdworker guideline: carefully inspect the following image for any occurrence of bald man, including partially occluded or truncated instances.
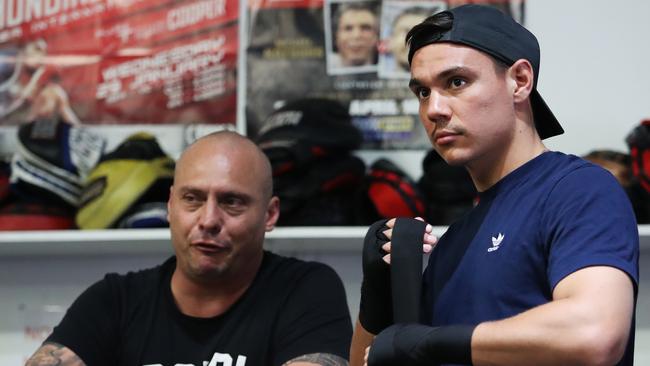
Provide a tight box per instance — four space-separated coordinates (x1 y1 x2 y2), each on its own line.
26 131 352 366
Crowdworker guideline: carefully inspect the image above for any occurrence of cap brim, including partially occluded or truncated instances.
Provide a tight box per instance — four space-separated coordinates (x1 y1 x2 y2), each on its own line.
530 89 564 139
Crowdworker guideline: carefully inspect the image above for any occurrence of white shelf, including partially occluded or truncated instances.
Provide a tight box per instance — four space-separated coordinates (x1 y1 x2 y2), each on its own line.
0 225 648 256
0 227 370 256
638 225 650 244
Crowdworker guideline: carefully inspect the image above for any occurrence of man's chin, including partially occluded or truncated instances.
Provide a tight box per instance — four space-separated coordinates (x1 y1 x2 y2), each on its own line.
191 263 229 280
341 53 370 66
348 58 369 66
190 256 230 278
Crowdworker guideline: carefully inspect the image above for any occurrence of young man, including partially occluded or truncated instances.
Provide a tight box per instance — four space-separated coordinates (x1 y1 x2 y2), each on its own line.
331 2 379 69
26 131 352 366
351 5 639 366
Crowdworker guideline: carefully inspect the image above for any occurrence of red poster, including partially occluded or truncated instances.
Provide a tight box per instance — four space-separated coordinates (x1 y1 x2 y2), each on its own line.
0 0 238 126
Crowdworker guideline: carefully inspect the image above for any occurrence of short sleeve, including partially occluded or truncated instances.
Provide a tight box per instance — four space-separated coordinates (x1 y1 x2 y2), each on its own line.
272 263 353 364
46 274 121 366
543 166 639 291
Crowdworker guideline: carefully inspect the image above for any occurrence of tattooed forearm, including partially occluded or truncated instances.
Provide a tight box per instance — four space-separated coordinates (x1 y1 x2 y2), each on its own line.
284 353 349 366
25 342 86 366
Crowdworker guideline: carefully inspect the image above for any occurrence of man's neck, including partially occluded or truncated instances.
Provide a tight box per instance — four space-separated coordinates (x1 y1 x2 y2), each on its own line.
469 131 547 192
170 255 263 318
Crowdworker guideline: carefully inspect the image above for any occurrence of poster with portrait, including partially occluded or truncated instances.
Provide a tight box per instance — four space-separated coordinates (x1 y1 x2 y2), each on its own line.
378 1 445 79
246 0 526 150
323 0 380 75
0 0 238 126
246 0 429 149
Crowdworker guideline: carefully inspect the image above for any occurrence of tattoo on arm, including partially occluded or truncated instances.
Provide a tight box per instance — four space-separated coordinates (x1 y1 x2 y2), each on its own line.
283 353 349 366
25 342 86 366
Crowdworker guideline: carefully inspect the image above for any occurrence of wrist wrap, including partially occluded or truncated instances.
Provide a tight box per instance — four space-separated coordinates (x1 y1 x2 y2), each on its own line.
368 323 476 366
390 218 426 324
359 219 392 334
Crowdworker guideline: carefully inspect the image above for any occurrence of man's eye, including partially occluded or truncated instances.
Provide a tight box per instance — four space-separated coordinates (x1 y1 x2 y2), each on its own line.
449 78 466 88
223 197 244 208
416 88 430 100
183 194 195 202
360 24 374 32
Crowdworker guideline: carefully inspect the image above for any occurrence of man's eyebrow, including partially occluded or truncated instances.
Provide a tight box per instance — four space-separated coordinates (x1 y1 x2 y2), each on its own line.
409 66 475 89
178 186 202 194
176 187 253 203
437 66 473 80
408 78 422 89
219 191 252 203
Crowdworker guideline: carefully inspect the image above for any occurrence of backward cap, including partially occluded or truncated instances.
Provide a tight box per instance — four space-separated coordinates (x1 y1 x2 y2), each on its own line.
408 4 563 139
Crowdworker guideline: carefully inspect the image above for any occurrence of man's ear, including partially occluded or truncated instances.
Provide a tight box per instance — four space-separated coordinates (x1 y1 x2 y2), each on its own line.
265 196 280 231
509 59 534 103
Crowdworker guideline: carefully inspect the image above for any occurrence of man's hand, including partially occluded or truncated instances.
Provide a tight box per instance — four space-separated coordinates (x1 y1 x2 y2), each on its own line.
358 218 436 334
379 217 436 264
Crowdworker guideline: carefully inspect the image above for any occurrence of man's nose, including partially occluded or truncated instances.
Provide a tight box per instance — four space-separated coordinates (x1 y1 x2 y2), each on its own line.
198 199 223 232
351 26 364 38
424 91 451 123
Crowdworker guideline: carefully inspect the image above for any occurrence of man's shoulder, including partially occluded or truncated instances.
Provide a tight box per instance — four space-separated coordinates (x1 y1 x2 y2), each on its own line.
537 151 589 175
259 251 342 288
539 151 621 179
541 152 625 194
516 151 611 196
263 250 335 272
101 256 173 294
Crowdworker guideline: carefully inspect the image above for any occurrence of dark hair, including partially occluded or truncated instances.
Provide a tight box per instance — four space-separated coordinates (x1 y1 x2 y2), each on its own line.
332 2 378 33
405 11 453 53
404 10 508 72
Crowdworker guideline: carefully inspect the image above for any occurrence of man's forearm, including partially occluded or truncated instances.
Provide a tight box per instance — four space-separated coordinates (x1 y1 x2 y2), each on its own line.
284 352 349 366
25 342 86 366
471 267 634 366
364 267 634 366
350 319 375 366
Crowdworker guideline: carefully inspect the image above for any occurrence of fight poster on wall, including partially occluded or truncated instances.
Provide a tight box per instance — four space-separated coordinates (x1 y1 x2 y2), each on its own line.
0 0 238 126
246 0 525 149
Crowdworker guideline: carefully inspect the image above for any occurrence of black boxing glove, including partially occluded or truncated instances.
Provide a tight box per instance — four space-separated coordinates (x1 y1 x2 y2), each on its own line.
359 219 392 334
368 323 475 366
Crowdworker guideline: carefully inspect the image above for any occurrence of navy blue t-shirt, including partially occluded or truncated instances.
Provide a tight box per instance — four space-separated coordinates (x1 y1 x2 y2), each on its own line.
423 151 639 365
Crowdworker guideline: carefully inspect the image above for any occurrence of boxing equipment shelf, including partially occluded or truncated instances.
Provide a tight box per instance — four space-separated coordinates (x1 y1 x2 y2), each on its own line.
0 225 649 256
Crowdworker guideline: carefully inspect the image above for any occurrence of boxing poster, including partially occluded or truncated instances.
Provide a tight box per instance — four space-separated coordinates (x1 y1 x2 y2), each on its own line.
0 0 238 126
246 0 525 149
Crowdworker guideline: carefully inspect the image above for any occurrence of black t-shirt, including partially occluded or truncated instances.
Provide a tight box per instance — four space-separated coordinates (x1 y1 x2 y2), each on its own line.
46 251 352 366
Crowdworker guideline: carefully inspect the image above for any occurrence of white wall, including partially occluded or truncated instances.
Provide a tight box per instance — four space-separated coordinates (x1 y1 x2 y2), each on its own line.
527 0 650 156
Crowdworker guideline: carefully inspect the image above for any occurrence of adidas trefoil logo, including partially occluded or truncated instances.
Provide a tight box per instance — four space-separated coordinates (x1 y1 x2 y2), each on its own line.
487 233 505 252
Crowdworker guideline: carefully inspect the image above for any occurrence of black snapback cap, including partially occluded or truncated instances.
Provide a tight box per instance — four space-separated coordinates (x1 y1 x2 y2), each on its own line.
408 5 564 139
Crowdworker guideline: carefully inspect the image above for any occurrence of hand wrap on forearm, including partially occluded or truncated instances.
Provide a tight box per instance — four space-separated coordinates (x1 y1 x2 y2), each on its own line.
360 218 427 334
359 219 392 334
389 218 425 324
368 323 476 366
